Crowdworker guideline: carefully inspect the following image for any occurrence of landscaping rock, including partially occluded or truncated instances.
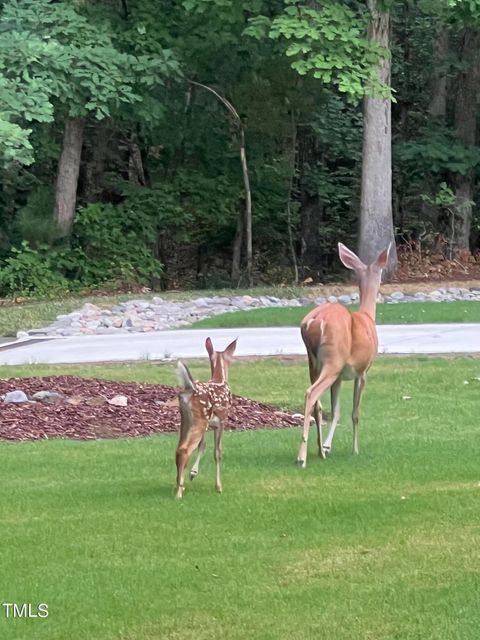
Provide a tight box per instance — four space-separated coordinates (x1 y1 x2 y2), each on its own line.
30 391 65 404
20 284 480 338
3 390 29 404
107 395 128 407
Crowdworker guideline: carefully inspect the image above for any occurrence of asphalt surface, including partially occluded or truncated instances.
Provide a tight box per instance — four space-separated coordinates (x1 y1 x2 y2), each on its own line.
0 323 478 366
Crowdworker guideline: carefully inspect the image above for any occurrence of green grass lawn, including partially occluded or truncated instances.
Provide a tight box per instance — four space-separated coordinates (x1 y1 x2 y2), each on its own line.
1 357 480 639
190 300 480 329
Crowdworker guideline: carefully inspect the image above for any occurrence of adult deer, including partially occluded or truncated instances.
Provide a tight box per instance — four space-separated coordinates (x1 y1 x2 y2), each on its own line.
297 242 391 467
175 337 237 498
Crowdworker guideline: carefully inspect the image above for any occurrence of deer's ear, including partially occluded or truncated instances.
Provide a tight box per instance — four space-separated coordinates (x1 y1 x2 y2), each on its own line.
224 338 237 361
205 337 214 357
374 243 392 269
338 243 365 272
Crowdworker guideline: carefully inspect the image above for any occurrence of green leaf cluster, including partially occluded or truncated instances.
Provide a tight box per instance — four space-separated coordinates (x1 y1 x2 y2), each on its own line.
247 2 391 100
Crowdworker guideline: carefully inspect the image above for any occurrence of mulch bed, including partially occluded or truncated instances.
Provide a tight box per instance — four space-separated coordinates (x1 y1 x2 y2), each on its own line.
0 376 301 442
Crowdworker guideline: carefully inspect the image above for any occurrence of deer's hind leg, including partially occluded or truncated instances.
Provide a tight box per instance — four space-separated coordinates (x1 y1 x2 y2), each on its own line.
189 436 206 481
213 424 224 493
298 366 340 468
323 379 342 454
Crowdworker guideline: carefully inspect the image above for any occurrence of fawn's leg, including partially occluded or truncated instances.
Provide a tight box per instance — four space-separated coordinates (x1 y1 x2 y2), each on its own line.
175 431 205 498
213 426 224 493
190 436 206 480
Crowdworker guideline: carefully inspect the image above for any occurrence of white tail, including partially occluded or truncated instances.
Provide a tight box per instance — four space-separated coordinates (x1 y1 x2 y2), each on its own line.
297 243 391 467
175 337 237 498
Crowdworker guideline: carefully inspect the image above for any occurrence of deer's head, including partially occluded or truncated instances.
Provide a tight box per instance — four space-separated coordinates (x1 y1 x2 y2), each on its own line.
205 337 237 383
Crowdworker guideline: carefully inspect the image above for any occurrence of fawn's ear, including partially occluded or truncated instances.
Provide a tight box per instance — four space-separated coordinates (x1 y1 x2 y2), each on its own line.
374 243 392 270
223 338 237 361
205 337 214 357
338 243 366 272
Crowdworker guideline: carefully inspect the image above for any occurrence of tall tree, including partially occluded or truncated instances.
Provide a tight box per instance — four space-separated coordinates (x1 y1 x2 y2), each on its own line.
359 0 397 278
452 26 480 250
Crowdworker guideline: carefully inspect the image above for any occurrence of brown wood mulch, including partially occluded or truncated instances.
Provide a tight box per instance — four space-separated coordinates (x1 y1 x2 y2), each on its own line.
0 376 301 442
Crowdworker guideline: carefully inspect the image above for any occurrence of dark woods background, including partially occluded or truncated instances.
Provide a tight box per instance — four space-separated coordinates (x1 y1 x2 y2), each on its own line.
0 0 479 297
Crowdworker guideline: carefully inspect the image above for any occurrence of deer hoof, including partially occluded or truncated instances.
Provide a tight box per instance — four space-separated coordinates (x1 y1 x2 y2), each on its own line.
189 470 198 481
175 485 185 499
296 458 306 468
215 485 223 494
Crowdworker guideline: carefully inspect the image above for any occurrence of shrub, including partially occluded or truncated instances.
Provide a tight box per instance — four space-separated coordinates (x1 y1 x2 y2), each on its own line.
0 241 69 298
70 203 163 288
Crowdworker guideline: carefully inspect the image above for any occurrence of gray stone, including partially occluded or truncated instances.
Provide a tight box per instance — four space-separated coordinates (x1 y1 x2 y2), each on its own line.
16 330 29 340
108 395 128 407
338 294 352 305
391 291 405 301
80 303 102 315
192 297 210 308
327 296 338 304
30 390 65 404
4 390 28 404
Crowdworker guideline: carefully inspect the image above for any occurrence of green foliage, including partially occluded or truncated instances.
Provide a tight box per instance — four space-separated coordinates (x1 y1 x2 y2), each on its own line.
397 129 480 175
246 2 390 100
0 0 180 165
16 186 58 246
70 203 163 289
0 241 69 298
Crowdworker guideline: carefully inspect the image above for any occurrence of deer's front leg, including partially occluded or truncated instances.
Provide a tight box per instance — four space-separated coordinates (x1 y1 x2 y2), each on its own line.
213 425 224 493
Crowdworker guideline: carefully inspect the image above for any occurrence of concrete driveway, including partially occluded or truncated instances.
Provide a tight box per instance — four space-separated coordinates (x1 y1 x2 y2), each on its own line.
0 324 478 366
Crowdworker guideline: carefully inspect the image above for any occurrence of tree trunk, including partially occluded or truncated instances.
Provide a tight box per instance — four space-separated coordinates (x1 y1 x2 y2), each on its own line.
83 119 108 202
188 81 253 286
359 1 397 278
452 28 480 252
239 128 253 287
299 194 323 281
128 130 147 186
421 24 450 231
429 24 449 119
286 113 299 284
231 210 243 286
54 117 86 238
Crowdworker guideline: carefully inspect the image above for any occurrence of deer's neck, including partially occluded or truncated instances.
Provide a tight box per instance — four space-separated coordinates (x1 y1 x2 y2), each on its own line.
358 278 379 321
211 356 227 383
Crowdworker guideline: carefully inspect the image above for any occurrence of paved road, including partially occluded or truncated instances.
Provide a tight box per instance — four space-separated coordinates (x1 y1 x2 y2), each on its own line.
0 324 478 365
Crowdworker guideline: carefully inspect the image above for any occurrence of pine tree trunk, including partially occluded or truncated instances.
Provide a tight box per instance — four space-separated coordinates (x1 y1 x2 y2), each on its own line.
359 1 397 278
54 117 85 238
452 28 480 252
